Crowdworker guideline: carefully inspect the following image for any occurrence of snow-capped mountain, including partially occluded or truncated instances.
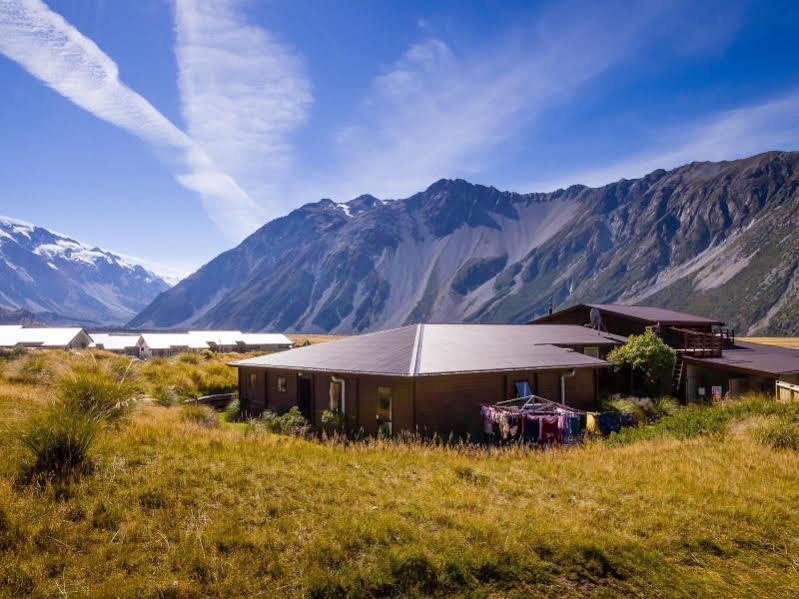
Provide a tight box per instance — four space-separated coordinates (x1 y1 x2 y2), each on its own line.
131 150 799 336
0 217 170 325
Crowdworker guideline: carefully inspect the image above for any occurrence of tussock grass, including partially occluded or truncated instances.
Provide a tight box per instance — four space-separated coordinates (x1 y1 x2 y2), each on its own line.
1 353 799 597
17 401 98 486
181 403 220 429
55 363 138 422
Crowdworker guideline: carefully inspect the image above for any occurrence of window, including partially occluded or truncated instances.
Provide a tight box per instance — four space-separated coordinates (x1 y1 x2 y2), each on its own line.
514 380 532 398
584 346 599 358
249 373 257 388
277 376 287 393
329 378 345 414
376 386 392 436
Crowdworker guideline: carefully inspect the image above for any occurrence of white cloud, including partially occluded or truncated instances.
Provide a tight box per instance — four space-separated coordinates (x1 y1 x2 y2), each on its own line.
526 92 799 192
174 0 312 216
0 0 261 237
306 2 668 203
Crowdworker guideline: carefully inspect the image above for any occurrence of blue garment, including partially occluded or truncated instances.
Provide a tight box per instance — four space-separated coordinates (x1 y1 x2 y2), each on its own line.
598 412 622 435
522 415 540 443
567 414 581 436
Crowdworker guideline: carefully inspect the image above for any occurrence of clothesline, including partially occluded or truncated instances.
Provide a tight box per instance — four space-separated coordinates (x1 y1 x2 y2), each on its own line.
480 395 621 444
492 394 586 415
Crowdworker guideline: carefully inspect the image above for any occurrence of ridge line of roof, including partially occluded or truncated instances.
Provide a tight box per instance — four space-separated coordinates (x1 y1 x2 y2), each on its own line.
410 324 424 376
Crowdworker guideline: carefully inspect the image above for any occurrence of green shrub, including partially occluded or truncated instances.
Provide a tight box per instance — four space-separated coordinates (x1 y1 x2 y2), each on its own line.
320 409 343 435
607 329 676 396
178 352 201 364
152 384 181 407
260 406 311 437
55 363 138 422
16 354 51 384
755 418 799 451
607 405 728 446
223 396 243 422
0 347 25 362
606 395 680 424
18 402 98 485
181 404 219 429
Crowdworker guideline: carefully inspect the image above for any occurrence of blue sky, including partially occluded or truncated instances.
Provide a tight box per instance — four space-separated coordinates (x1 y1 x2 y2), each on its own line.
1 0 798 279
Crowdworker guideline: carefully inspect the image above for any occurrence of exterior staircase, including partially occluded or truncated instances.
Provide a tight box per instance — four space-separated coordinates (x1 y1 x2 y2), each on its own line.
671 353 685 399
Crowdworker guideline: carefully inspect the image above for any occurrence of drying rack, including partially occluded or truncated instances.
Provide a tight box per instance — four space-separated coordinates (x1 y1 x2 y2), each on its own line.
492 394 585 415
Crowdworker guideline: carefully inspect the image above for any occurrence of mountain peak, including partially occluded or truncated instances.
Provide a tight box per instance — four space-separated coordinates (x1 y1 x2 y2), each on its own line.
0 218 170 325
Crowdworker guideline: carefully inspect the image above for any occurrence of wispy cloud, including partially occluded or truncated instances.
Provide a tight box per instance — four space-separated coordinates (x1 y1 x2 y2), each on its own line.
305 2 671 202
0 0 260 237
174 0 312 214
526 92 799 191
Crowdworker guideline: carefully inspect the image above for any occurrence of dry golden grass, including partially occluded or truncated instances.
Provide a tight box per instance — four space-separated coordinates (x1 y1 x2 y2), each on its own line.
1 350 799 597
740 337 799 349
287 334 349 346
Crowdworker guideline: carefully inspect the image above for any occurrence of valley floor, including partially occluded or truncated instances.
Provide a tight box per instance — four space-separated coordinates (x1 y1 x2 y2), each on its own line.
1 351 799 597
740 337 799 349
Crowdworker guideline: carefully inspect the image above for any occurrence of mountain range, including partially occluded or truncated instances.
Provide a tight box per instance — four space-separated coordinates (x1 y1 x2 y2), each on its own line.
0 217 169 326
130 150 799 336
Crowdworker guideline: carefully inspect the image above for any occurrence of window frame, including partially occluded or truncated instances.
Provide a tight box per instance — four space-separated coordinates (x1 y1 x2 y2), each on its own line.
329 377 346 414
513 380 532 398
276 375 287 393
584 346 600 358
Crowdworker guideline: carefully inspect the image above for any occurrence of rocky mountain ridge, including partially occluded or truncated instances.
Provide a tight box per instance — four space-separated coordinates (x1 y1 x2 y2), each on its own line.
130 150 799 335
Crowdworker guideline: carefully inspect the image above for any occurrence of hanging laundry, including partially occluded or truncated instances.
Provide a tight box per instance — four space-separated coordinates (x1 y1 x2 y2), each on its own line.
598 412 622 435
508 413 519 437
480 406 494 436
586 413 598 433
497 411 511 439
540 415 560 444
522 415 540 443
568 413 581 437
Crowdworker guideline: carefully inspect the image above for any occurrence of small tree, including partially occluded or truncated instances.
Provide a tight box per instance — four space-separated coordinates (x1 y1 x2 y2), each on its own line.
607 328 676 396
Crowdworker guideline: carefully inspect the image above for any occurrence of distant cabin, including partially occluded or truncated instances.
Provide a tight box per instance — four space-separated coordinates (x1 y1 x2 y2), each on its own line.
137 331 294 358
0 326 91 350
89 333 147 357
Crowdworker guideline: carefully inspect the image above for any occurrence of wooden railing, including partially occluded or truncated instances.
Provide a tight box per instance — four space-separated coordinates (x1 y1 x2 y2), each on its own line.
777 380 799 401
668 327 724 357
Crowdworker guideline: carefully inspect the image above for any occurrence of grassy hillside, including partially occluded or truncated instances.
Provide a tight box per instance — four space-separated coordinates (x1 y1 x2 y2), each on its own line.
1 350 799 597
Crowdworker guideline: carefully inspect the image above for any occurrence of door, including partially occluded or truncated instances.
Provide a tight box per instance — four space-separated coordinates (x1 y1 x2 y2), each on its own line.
298 376 313 420
376 386 392 436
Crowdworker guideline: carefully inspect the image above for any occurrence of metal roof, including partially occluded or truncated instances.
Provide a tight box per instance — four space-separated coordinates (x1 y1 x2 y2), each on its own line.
0 325 23 347
683 341 799 376
140 333 209 350
236 333 293 346
586 304 723 325
187 330 293 346
14 327 89 347
230 324 617 376
532 303 723 325
89 333 141 351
